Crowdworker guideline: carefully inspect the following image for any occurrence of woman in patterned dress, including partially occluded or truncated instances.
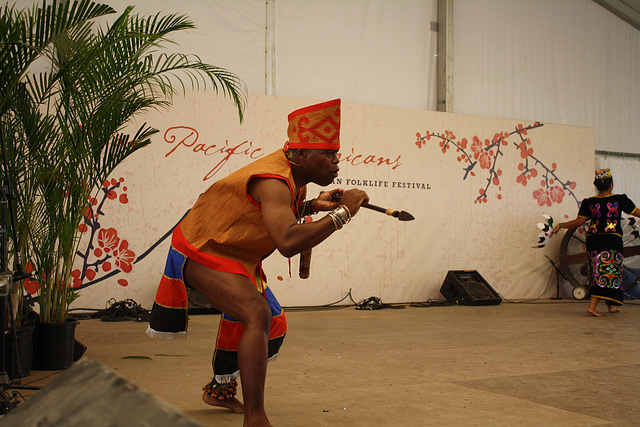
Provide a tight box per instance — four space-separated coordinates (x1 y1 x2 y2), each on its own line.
551 169 640 316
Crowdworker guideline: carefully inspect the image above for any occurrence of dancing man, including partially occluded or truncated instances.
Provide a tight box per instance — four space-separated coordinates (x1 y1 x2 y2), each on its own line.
147 99 369 426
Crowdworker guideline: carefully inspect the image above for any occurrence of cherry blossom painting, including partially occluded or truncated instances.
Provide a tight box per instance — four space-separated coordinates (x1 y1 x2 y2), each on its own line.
415 122 580 208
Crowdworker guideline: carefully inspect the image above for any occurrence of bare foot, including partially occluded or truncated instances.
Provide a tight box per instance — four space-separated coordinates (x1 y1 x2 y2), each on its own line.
587 308 603 317
608 307 621 313
202 391 245 413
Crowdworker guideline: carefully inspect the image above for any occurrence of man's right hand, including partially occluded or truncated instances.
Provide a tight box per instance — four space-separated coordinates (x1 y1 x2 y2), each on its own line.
339 189 369 216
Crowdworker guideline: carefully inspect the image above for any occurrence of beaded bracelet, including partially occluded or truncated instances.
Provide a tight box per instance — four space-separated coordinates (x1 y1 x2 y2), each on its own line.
303 199 318 216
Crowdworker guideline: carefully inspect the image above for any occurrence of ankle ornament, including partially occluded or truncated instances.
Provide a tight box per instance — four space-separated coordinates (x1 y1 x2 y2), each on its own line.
203 378 238 400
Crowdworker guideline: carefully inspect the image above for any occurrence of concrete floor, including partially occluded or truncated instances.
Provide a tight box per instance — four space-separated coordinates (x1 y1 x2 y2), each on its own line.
9 300 640 426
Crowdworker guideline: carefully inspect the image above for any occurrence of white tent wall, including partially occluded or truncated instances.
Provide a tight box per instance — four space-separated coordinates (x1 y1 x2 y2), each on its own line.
10 0 639 308
46 0 438 109
12 1 637 150
595 153 640 212
273 0 438 109
453 0 640 197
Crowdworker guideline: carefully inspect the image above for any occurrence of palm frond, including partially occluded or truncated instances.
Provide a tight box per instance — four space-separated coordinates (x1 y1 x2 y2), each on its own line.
2 0 247 323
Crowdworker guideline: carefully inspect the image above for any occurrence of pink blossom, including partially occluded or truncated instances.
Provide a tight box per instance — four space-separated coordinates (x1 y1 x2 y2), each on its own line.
471 136 483 160
114 240 135 273
479 152 492 169
24 262 40 295
549 185 565 204
98 228 120 253
533 188 552 207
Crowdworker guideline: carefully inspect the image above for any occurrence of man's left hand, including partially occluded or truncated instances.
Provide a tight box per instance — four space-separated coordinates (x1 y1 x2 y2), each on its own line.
313 189 344 212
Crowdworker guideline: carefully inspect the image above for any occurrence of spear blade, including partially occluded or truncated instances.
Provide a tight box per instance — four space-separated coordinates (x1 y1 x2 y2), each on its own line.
362 202 415 221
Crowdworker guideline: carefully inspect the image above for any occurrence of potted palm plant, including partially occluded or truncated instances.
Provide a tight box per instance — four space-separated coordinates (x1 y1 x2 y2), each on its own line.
1 0 246 370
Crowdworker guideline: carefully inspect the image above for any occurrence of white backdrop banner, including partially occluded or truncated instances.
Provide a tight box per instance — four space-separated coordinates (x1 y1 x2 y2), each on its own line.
54 92 593 310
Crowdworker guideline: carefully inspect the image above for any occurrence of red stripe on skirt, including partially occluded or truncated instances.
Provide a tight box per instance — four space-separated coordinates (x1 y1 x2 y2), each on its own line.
216 312 287 351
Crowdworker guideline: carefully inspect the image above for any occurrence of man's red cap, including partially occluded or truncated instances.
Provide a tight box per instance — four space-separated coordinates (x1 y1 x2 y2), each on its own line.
284 99 341 151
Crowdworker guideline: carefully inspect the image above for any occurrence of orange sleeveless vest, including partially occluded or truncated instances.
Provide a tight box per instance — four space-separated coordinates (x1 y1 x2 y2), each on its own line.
176 149 306 281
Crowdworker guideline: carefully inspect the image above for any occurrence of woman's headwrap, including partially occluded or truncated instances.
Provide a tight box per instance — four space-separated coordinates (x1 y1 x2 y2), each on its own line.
595 168 612 180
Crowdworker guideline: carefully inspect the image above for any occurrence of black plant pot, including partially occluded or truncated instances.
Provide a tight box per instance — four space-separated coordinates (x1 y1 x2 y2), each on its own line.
4 324 35 380
31 320 79 371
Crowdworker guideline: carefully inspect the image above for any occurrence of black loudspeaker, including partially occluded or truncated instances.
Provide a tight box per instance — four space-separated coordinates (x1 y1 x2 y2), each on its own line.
440 270 502 306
